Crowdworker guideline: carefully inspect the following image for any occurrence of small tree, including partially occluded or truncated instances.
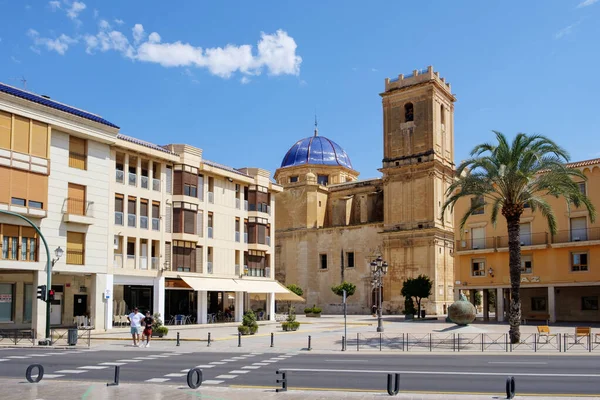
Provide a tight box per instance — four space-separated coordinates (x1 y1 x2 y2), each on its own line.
287 284 304 297
238 310 258 335
331 281 356 298
403 297 417 316
401 275 433 319
474 291 482 307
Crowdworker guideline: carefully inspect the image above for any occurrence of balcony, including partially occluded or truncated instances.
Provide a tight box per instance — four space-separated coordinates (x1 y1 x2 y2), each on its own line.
0 203 47 219
456 237 495 251
116 170 124 183
141 176 149 189
235 264 240 276
140 216 149 229
113 254 123 268
496 232 548 248
115 211 124 225
128 173 137 186
127 214 136 227
63 198 94 225
248 203 271 215
244 233 248 243
126 254 135 269
152 218 160 231
207 262 213 274
208 192 214 204
151 257 159 270
152 178 160 191
235 231 240 242
553 227 600 244
139 256 148 270
66 250 84 265
236 198 240 209
208 227 213 239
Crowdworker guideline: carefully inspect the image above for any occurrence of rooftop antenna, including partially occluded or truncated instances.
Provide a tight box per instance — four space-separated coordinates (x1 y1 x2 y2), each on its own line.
314 113 318 137
20 76 27 89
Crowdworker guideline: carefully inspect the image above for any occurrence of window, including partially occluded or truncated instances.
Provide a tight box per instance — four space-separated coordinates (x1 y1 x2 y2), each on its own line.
571 252 588 272
471 258 485 276
290 176 298 183
577 182 586 195
531 297 547 312
29 201 43 209
440 104 445 126
346 252 355 268
66 231 85 265
471 196 485 215
582 296 599 311
320 254 328 270
114 194 124 225
11 197 26 206
0 283 15 322
405 102 414 122
198 175 204 201
317 175 328 186
183 209 195 234
207 212 213 238
570 217 587 241
520 223 531 246
68 136 87 170
67 183 86 216
521 254 532 274
184 184 197 198
471 227 485 249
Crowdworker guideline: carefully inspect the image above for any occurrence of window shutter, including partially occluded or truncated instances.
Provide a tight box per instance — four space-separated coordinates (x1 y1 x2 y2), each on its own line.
140 200 148 217
31 121 48 158
127 198 136 214
152 202 160 218
165 242 171 268
172 208 182 233
165 205 172 233
68 183 86 215
13 115 30 154
115 196 123 212
68 136 87 169
197 211 204 237
0 111 11 150
184 210 195 234
196 246 203 273
166 166 173 194
198 175 204 201
66 231 85 265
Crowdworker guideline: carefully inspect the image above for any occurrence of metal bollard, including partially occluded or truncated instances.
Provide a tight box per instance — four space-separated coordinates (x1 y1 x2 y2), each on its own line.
386 373 400 396
25 364 44 383
357 332 360 351
107 365 120 387
270 332 274 348
307 335 312 351
207 332 211 347
342 335 345 351
177 332 180 346
506 376 516 399
276 370 287 392
238 331 242 347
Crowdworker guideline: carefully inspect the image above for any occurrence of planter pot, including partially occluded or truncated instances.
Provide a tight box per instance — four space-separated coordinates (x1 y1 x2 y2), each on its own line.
305 313 321 318
151 333 164 338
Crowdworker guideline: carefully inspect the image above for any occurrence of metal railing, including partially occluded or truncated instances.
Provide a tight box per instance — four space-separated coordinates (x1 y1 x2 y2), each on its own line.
66 250 85 265
115 211 124 225
126 254 135 269
139 256 148 270
151 257 159 270
0 329 35 345
128 172 137 186
128 214 136 227
553 227 600 244
113 254 123 268
152 178 160 191
236 198 240 209
208 227 213 238
235 231 240 242
141 176 149 189
208 192 214 203
497 232 548 248
115 169 124 183
457 237 496 251
152 217 160 231
207 262 213 274
66 198 92 216
50 327 91 347
266 236 271 246
244 200 248 211
140 216 148 229
244 233 248 243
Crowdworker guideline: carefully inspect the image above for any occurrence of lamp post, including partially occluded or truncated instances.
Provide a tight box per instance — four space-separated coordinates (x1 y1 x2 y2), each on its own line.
370 255 388 333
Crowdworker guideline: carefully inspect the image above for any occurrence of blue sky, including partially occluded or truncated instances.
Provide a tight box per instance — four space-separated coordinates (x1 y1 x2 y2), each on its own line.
1 0 599 178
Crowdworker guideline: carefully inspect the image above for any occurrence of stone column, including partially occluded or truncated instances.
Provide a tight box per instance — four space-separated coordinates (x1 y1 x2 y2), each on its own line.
496 287 505 322
124 153 129 179
90 273 107 330
148 160 154 187
235 291 244 323
197 290 208 324
267 292 275 321
134 237 140 270
136 156 142 188
153 276 165 319
483 289 489 321
548 286 556 323
106 274 114 330
32 270 47 340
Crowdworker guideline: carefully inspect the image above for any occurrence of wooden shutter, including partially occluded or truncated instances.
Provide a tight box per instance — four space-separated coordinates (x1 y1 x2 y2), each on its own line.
66 231 85 265
165 242 171 268
115 195 124 212
31 121 48 158
10 169 27 201
184 210 195 234
28 173 48 209
0 167 10 204
166 166 173 194
172 208 182 233
13 115 30 154
196 246 203 273
0 111 11 150
140 199 148 217
127 197 136 214
165 205 172 233
173 171 183 195
258 224 266 244
69 136 87 170
152 202 160 218
68 183 86 215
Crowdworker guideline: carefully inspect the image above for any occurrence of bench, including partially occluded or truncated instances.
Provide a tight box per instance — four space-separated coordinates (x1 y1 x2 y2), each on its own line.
522 313 550 325
575 326 591 344
537 325 557 343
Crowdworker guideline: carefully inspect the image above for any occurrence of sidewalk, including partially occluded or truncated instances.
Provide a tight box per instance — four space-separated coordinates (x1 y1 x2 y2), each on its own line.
2 379 596 400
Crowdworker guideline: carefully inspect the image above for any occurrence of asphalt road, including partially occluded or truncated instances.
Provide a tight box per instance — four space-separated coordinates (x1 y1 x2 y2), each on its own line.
1 347 599 396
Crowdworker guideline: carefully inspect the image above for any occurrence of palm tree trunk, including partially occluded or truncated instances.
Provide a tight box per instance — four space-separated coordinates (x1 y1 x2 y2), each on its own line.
507 216 522 344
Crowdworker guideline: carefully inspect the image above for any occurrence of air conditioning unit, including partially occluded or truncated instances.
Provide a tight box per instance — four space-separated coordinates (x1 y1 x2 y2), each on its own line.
473 246 479 250
520 242 525 246
573 237 580 242
461 241 467 248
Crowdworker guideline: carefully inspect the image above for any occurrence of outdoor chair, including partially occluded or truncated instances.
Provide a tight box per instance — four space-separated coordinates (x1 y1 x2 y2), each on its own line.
536 325 557 344
575 327 591 344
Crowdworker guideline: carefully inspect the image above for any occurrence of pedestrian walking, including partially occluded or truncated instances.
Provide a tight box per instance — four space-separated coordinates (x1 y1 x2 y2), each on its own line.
127 307 144 347
142 311 154 348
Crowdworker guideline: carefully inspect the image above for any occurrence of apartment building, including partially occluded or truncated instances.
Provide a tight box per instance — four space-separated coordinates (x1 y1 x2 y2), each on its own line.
454 158 600 322
0 83 116 339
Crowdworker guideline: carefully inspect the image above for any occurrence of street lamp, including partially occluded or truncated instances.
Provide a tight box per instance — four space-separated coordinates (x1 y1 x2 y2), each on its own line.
52 246 63 266
370 255 388 333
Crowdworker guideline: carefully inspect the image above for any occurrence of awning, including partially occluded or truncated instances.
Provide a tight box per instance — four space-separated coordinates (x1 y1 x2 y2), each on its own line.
247 282 306 302
180 276 241 292
234 279 290 293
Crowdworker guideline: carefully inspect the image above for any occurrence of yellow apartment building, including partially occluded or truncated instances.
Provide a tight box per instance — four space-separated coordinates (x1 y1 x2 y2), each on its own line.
453 158 600 322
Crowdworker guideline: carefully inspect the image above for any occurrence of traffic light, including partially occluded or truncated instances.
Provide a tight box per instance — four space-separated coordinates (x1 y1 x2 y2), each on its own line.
48 289 55 302
37 285 47 301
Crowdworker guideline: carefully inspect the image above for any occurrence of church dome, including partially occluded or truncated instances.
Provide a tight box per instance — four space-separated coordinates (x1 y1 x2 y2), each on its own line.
280 129 353 169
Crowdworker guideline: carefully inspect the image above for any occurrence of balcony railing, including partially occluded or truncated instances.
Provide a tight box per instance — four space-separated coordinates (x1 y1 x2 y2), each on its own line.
113 254 123 268
244 200 248 211
266 236 271 246
141 176 149 189
496 232 548 248
553 227 600 244
139 256 148 270
208 227 213 239
128 214 136 227
244 233 248 243
207 262 213 274
235 231 240 242
152 178 160 191
128 173 137 186
208 192 214 204
116 170 124 183
66 250 84 265
236 198 240 209
235 264 240 276
140 216 148 229
151 257 159 270
66 198 91 216
456 237 496 251
152 218 160 231
115 211 124 225
126 254 135 269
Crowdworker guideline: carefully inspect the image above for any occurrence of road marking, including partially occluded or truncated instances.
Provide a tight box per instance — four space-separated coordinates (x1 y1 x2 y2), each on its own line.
78 366 108 370
488 362 548 365
231 357 246 360
210 361 227 365
242 366 260 370
250 353 263 355
202 380 224 385
56 369 87 374
27 354 50 357
117 359 142 362
44 352 64 355
164 373 186 377
216 374 237 379
133 357 147 360
99 362 127 366
0 359 8 362
279 356 292 358
150 355 170 358
221 359 237 362
325 360 367 363
196 365 215 368
6 356 30 359
270 357 286 360
43 374 65 379
252 363 269 366
229 370 250 374
261 360 278 363
146 378 170 383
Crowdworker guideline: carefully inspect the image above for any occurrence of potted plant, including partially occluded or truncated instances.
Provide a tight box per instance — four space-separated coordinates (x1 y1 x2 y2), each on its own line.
282 306 300 331
304 305 322 317
151 313 168 338
403 297 417 320
238 310 258 335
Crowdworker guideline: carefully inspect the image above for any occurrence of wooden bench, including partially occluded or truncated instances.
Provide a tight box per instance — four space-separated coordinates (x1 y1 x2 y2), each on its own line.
522 313 550 325
575 326 591 344
537 325 557 343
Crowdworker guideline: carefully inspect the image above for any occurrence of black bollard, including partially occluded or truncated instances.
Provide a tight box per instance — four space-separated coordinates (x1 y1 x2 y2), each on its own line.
307 335 312 351
238 331 241 347
506 376 516 399
25 364 44 383
342 335 345 351
107 366 120 387
177 331 180 346
270 332 274 348
207 332 211 347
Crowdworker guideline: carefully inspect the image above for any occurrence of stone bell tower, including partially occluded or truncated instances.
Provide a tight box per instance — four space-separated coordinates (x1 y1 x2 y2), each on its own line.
379 66 456 315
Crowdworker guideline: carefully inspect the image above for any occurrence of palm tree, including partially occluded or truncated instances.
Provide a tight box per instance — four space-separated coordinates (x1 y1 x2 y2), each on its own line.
442 132 596 343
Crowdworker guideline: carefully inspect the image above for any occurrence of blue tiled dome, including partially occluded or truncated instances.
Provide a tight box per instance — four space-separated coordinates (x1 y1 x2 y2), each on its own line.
280 135 353 169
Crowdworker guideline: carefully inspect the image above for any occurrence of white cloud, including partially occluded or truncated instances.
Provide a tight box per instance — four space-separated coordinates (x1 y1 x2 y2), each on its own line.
66 1 86 20
48 1 61 11
99 19 111 30
256 30 301 76
148 32 161 43
577 0 598 7
555 21 581 39
85 30 134 58
132 24 146 44
114 19 124 25
28 29 77 55
11 56 21 64
240 76 251 84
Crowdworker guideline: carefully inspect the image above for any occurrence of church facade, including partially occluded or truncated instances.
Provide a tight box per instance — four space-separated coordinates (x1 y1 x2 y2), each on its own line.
274 66 456 315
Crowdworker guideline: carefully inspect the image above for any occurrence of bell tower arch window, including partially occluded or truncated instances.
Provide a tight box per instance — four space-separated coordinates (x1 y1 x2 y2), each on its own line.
404 103 414 122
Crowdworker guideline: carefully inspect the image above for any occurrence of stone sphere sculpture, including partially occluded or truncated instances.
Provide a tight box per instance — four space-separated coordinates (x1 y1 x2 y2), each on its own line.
448 293 476 326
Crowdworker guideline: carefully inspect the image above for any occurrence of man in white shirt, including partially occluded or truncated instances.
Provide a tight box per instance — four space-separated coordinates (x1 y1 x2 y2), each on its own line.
127 307 144 347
